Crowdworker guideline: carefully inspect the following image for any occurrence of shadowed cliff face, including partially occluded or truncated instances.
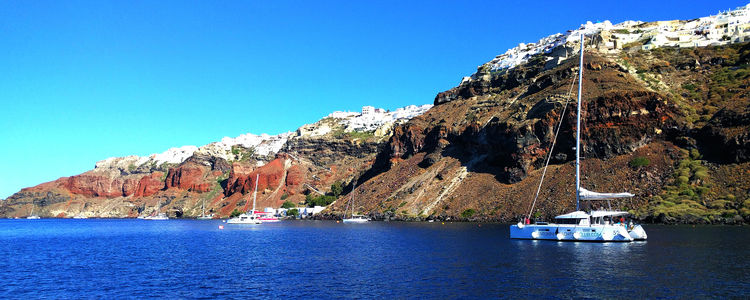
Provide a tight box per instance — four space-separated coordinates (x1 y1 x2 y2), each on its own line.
380 54 681 184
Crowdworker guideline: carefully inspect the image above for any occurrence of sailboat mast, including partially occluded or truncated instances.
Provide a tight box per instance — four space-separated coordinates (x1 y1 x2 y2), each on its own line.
576 33 584 211
252 174 259 213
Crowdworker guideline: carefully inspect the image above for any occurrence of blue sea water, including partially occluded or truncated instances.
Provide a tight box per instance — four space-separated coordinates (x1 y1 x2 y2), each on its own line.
0 219 747 299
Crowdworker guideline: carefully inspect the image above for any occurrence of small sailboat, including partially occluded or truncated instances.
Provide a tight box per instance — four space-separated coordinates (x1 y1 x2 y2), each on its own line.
26 205 40 220
197 198 214 220
144 199 169 220
72 213 88 219
510 34 647 242
342 181 369 223
227 174 262 224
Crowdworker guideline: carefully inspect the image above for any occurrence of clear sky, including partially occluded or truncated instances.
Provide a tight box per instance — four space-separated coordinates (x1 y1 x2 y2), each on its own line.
1 0 746 199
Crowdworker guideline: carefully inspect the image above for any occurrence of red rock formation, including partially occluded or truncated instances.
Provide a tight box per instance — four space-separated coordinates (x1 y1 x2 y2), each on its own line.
122 178 138 197
62 174 126 198
286 165 305 187
224 158 287 197
134 172 165 197
165 165 209 192
192 183 212 193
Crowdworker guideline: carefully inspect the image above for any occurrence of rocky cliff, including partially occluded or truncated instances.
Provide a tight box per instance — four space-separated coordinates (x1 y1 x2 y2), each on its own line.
4 7 750 224
323 24 750 224
0 105 428 219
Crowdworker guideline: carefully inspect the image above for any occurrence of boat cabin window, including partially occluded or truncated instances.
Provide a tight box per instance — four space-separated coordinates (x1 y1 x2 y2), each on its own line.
555 218 585 225
590 216 626 225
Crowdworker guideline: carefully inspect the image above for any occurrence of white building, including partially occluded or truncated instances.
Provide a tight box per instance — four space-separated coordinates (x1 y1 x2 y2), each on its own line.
361 106 375 116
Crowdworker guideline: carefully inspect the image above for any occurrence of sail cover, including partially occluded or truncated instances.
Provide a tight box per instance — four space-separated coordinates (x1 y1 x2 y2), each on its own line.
579 187 634 200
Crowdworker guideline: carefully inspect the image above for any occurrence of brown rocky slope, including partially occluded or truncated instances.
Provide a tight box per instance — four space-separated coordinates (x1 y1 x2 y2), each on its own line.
324 43 750 224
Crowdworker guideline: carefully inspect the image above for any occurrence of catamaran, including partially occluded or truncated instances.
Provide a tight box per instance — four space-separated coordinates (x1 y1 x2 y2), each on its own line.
256 211 280 222
342 181 369 223
510 34 647 242
227 174 262 224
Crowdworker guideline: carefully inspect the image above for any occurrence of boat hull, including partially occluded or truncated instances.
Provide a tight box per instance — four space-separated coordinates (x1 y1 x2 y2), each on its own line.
628 224 648 240
227 214 262 224
510 223 634 242
342 219 369 223
226 219 261 224
258 218 280 222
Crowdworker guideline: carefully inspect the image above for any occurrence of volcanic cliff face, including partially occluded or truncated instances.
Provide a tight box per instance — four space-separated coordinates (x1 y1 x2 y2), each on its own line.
323 41 750 224
5 8 750 223
0 105 427 218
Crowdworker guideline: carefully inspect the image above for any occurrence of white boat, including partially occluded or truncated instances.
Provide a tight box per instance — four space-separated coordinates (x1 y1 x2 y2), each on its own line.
26 205 40 219
226 213 261 224
144 213 169 220
510 34 647 242
143 200 169 220
197 197 214 220
342 181 370 223
257 212 281 222
197 214 214 220
72 214 88 219
343 215 369 223
227 174 262 225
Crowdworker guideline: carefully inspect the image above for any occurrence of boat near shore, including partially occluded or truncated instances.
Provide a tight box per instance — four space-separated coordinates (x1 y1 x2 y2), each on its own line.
342 181 370 223
510 34 646 242
227 174 262 225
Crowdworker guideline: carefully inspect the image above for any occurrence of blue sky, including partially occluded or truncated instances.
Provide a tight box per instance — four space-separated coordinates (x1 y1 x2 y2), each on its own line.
0 0 746 199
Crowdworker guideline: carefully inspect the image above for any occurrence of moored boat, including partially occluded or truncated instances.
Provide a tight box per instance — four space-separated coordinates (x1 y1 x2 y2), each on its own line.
143 200 169 220
26 205 40 219
227 174 262 225
343 215 369 223
342 181 370 223
256 212 280 222
509 34 646 242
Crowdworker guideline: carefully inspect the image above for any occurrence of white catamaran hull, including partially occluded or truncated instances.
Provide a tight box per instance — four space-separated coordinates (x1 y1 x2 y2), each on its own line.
628 224 647 240
342 218 369 223
510 223 634 242
226 214 261 224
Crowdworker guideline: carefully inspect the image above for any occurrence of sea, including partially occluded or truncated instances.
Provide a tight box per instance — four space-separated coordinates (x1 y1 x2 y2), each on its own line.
0 219 747 299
